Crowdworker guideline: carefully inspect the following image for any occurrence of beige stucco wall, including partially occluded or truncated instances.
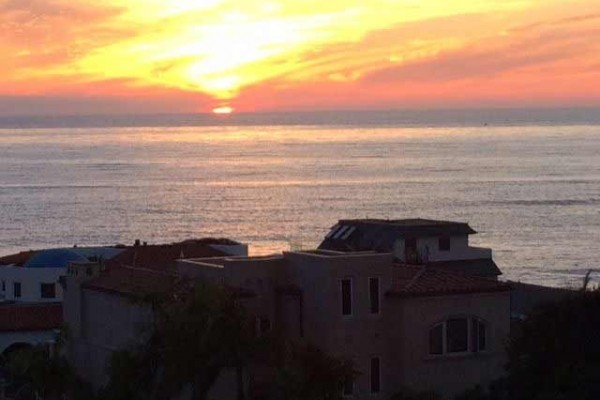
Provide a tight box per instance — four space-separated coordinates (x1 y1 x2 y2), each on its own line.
388 291 511 399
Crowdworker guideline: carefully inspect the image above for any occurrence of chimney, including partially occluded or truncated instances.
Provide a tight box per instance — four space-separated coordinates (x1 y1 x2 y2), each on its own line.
134 239 140 247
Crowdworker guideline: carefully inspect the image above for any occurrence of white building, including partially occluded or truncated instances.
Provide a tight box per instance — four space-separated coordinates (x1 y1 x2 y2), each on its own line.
0 247 124 304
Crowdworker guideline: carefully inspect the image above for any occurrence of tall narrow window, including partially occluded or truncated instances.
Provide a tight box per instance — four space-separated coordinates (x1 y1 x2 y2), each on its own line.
341 278 352 316
429 323 444 355
369 277 380 314
41 283 56 299
14 282 22 298
472 319 487 352
343 376 354 396
1 280 5 291
370 357 381 394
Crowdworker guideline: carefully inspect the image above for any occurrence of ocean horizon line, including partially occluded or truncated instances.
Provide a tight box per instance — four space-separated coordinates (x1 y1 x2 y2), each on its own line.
1 107 599 129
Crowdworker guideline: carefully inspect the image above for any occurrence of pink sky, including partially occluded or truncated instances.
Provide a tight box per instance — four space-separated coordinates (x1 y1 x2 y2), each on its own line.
1 0 599 115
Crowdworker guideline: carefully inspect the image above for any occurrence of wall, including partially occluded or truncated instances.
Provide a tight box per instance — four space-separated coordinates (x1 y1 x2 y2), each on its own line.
0 330 57 353
389 292 511 399
0 266 65 303
392 236 492 263
284 251 394 399
68 289 152 389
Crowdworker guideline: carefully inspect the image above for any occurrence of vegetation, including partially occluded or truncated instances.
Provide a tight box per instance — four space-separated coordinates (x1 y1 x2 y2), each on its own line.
101 282 354 400
453 288 600 400
4 329 93 400
389 387 440 400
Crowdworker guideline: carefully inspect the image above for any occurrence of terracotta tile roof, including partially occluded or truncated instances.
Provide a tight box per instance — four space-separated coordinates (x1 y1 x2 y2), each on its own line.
0 303 63 332
387 264 510 298
0 251 37 266
82 267 181 298
83 266 256 299
105 242 228 271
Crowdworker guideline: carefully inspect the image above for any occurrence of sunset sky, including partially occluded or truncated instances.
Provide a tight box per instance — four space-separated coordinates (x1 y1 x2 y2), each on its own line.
1 0 599 115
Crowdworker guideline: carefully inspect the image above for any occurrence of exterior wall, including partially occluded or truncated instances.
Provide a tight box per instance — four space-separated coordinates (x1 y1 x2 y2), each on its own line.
388 292 511 399
284 252 394 399
0 330 57 353
68 289 152 388
0 265 65 303
392 236 491 263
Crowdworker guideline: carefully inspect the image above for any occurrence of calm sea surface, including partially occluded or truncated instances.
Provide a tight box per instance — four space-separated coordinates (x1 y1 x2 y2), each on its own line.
0 118 599 287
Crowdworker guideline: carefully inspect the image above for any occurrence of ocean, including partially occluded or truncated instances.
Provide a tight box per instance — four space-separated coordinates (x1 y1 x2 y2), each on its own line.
0 110 598 287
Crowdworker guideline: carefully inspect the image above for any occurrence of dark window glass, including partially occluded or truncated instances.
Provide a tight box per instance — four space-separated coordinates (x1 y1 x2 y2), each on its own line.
341 279 352 316
471 319 486 352
429 324 444 355
1 280 5 291
343 376 354 396
41 283 56 299
14 282 21 298
446 318 468 353
369 277 380 314
259 317 271 334
439 236 451 251
370 357 381 393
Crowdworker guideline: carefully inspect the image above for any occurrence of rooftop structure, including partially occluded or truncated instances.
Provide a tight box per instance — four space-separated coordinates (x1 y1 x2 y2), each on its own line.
319 218 501 278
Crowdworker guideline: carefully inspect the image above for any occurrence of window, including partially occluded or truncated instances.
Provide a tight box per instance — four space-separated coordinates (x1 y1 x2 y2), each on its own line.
429 324 443 355
472 318 486 352
14 282 21 298
439 236 451 251
369 277 380 314
446 318 468 352
1 280 5 291
429 317 487 355
341 278 352 316
40 283 56 299
256 317 271 336
370 357 381 394
343 376 354 396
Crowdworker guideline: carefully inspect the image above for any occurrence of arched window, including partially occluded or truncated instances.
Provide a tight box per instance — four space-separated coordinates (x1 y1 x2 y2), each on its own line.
429 317 487 355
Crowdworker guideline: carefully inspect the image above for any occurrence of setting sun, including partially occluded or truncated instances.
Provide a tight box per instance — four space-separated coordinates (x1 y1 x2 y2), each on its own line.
212 106 234 115
0 0 599 114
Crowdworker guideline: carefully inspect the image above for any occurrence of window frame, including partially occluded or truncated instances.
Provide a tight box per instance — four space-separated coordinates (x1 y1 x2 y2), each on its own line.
40 283 56 299
428 317 488 356
368 277 381 315
13 281 22 298
370 356 381 394
438 235 451 251
340 278 353 317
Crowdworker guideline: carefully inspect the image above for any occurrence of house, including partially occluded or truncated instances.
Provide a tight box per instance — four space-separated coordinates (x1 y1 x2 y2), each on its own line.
0 247 125 303
0 239 245 361
63 222 510 399
319 219 501 278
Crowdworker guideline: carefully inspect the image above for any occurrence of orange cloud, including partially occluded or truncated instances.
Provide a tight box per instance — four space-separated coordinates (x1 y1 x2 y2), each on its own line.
1 0 599 114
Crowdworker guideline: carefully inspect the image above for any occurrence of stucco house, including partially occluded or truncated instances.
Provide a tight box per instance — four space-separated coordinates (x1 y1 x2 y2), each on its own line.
63 219 511 399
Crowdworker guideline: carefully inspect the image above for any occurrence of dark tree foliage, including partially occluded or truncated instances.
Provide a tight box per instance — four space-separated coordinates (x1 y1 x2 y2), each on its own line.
389 386 441 400
101 282 356 400
7 330 93 400
505 289 600 400
102 283 254 400
268 342 355 400
454 289 600 400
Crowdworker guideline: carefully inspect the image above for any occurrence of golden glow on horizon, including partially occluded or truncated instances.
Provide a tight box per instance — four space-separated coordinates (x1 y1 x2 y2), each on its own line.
212 106 234 115
1 0 599 113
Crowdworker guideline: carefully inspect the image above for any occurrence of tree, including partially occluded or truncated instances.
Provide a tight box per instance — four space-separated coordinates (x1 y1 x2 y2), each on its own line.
103 282 256 400
268 342 356 400
503 289 600 400
6 331 88 400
